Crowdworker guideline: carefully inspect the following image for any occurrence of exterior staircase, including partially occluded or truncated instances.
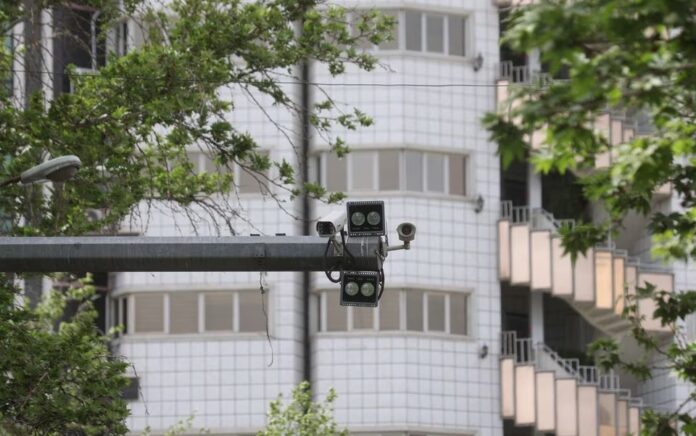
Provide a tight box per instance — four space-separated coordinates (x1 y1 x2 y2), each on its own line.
496 60 671 199
498 201 674 336
500 331 643 436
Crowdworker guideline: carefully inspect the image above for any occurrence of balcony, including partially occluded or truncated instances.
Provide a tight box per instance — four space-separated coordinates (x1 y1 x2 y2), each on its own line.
498 201 673 336
500 331 642 436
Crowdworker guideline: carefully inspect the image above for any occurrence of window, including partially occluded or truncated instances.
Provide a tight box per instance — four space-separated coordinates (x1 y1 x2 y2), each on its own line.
118 290 266 335
320 150 467 197
425 14 444 53
378 150 400 190
188 150 268 194
170 293 198 334
387 10 468 57
405 11 422 51
115 20 128 56
426 154 445 192
427 293 446 332
238 292 266 332
238 151 270 194
379 289 400 330
353 306 375 330
111 296 127 336
449 155 466 196
405 151 424 191
351 13 375 51
448 15 466 56
121 297 128 334
318 290 468 336
326 153 347 192
326 291 347 331
134 294 164 333
351 152 375 190
205 293 234 331
450 293 468 335
378 11 399 50
406 290 423 331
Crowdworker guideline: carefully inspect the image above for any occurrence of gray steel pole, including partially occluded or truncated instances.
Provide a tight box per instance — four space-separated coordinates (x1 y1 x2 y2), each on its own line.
0 236 382 272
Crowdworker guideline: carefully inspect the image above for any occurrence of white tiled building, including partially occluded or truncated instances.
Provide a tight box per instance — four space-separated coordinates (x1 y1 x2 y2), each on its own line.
13 0 692 434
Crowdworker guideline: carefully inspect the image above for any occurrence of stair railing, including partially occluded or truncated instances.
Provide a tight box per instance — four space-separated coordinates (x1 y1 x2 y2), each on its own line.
501 330 517 358
500 331 537 363
515 337 536 364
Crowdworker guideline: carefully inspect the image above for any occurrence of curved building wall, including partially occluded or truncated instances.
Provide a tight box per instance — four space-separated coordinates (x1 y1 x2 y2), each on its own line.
113 0 502 433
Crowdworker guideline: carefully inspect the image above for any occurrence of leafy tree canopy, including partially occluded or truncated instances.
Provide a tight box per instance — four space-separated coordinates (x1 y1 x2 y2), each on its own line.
258 381 346 436
485 0 696 433
1 0 394 235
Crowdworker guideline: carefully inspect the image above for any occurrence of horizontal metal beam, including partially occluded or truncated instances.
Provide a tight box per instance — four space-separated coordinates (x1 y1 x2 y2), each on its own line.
0 236 382 272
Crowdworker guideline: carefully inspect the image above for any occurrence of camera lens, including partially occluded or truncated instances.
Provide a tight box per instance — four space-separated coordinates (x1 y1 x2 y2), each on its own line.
351 212 366 226
360 282 375 297
345 281 359 296
366 211 381 226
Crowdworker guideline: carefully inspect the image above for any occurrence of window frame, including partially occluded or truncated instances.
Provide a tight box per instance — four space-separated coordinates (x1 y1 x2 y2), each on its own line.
363 9 471 60
116 290 270 337
186 148 270 195
316 289 470 337
318 149 469 198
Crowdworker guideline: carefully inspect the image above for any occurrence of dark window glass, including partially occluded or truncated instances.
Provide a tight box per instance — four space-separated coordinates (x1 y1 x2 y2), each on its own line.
405 151 423 191
326 154 347 192
450 293 468 335
239 292 266 332
449 155 466 196
379 150 400 190
448 16 466 56
426 15 444 53
205 293 234 331
427 293 446 332
353 307 375 330
134 294 164 333
326 292 347 331
378 11 399 50
379 290 400 330
405 11 422 51
170 293 198 334
406 290 423 331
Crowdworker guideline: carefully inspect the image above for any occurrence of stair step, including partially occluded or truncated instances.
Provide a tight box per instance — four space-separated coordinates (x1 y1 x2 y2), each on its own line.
500 333 644 436
498 202 675 338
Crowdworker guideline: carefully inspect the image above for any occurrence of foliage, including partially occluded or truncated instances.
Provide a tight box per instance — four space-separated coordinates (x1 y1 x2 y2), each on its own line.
484 0 696 433
258 381 347 436
0 274 129 434
141 414 210 435
0 0 394 236
0 0 393 433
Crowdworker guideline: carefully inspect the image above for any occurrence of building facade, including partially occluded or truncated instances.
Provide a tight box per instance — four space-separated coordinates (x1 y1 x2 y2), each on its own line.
10 0 693 434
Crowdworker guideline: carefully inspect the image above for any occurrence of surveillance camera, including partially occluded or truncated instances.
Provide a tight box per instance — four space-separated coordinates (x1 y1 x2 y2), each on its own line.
316 209 346 237
396 222 416 243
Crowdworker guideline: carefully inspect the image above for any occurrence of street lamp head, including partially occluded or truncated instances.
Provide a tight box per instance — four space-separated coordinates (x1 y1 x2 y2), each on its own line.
20 155 81 185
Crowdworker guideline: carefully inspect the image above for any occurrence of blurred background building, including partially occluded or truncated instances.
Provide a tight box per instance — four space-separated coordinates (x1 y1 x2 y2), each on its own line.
9 0 693 434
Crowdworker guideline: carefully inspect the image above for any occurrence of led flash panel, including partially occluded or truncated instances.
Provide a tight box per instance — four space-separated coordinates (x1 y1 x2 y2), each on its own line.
346 201 385 237
341 271 380 307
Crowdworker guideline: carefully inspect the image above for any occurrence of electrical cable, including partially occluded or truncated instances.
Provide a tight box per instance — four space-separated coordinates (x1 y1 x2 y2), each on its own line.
323 237 342 283
377 267 385 301
322 229 358 284
339 229 356 265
